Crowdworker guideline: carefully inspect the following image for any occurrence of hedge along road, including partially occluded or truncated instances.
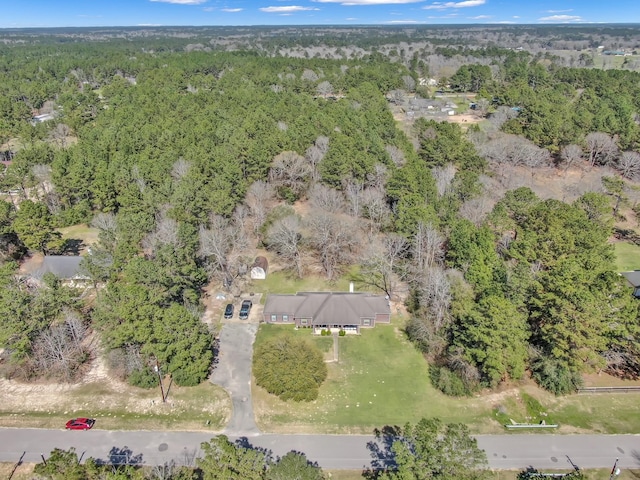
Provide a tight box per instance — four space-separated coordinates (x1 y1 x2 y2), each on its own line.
0 428 639 472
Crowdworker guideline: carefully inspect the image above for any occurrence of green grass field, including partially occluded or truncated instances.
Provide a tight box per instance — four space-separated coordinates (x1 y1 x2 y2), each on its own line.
249 269 355 303
253 322 497 434
57 223 100 251
614 241 640 272
0 382 230 432
252 322 640 435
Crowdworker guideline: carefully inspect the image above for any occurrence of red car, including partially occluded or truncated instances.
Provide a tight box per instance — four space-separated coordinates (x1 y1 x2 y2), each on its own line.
65 418 95 430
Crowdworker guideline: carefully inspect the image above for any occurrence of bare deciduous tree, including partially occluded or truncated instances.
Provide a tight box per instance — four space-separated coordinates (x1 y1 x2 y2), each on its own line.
361 187 390 231
32 310 89 381
488 106 518 130
616 151 640 180
269 151 311 198
49 123 71 148
344 179 364 218
402 75 416 92
432 164 456 197
317 80 334 97
416 265 451 333
560 144 583 173
142 213 180 255
131 165 146 193
171 157 191 181
245 181 274 234
358 233 408 299
306 211 359 280
459 197 491 226
385 145 406 168
91 212 118 251
309 183 344 213
585 132 618 167
32 164 52 197
266 214 303 277
305 136 329 182
367 163 388 190
412 222 444 272
387 89 406 105
301 69 319 82
198 215 237 279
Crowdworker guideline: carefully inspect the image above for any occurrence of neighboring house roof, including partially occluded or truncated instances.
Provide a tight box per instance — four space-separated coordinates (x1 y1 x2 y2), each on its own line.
38 255 88 280
264 292 390 324
621 271 640 288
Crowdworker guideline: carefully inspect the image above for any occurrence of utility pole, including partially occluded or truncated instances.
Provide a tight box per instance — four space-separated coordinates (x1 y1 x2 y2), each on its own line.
609 457 620 480
154 360 166 403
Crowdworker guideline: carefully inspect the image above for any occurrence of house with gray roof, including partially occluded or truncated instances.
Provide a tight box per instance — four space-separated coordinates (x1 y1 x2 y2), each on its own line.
263 292 391 334
621 271 640 298
37 255 90 287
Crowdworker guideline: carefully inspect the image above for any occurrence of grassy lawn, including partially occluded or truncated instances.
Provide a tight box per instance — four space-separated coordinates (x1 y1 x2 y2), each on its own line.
253 322 497 434
57 223 100 251
0 381 230 432
614 241 640 271
252 322 640 435
248 269 355 302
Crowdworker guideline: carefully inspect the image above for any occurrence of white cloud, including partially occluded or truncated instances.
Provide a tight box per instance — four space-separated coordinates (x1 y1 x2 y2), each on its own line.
469 14 491 19
546 9 572 13
513 15 519 18
150 0 208 4
314 0 425 5
386 19 422 23
538 14 582 22
221 8 243 12
260 5 320 12
424 0 485 9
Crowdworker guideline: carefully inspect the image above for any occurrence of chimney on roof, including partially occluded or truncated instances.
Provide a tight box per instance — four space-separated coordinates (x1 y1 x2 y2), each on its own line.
349 281 354 293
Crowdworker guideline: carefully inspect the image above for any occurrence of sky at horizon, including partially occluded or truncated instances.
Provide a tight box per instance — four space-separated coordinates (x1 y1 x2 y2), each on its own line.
2 0 640 29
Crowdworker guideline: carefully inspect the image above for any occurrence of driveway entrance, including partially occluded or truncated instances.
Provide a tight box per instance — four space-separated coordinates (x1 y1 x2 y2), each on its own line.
209 298 261 436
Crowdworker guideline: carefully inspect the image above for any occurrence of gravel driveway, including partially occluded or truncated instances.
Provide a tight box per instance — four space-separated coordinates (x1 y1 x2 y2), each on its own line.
209 300 261 436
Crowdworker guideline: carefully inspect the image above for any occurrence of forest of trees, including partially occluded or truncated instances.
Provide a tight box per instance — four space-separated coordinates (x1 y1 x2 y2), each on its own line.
0 27 639 397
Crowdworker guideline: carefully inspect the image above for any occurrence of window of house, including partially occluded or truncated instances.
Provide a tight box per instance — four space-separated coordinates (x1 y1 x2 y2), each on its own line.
301 318 308 325
363 318 371 326
283 315 289 322
271 314 277 322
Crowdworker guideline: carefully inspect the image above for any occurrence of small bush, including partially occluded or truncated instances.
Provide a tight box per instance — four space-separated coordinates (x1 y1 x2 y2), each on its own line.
429 365 470 397
338 329 346 337
128 367 159 388
171 365 208 387
531 357 583 395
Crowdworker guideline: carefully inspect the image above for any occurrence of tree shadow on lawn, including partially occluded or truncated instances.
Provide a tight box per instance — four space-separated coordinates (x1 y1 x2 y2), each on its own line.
362 425 402 479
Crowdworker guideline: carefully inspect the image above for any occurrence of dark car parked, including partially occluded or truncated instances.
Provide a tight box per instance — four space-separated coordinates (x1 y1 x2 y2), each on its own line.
224 303 234 319
239 299 252 320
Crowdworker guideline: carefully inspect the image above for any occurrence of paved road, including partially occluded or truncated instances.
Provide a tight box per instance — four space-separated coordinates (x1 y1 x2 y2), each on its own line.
209 322 260 436
1 428 638 472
